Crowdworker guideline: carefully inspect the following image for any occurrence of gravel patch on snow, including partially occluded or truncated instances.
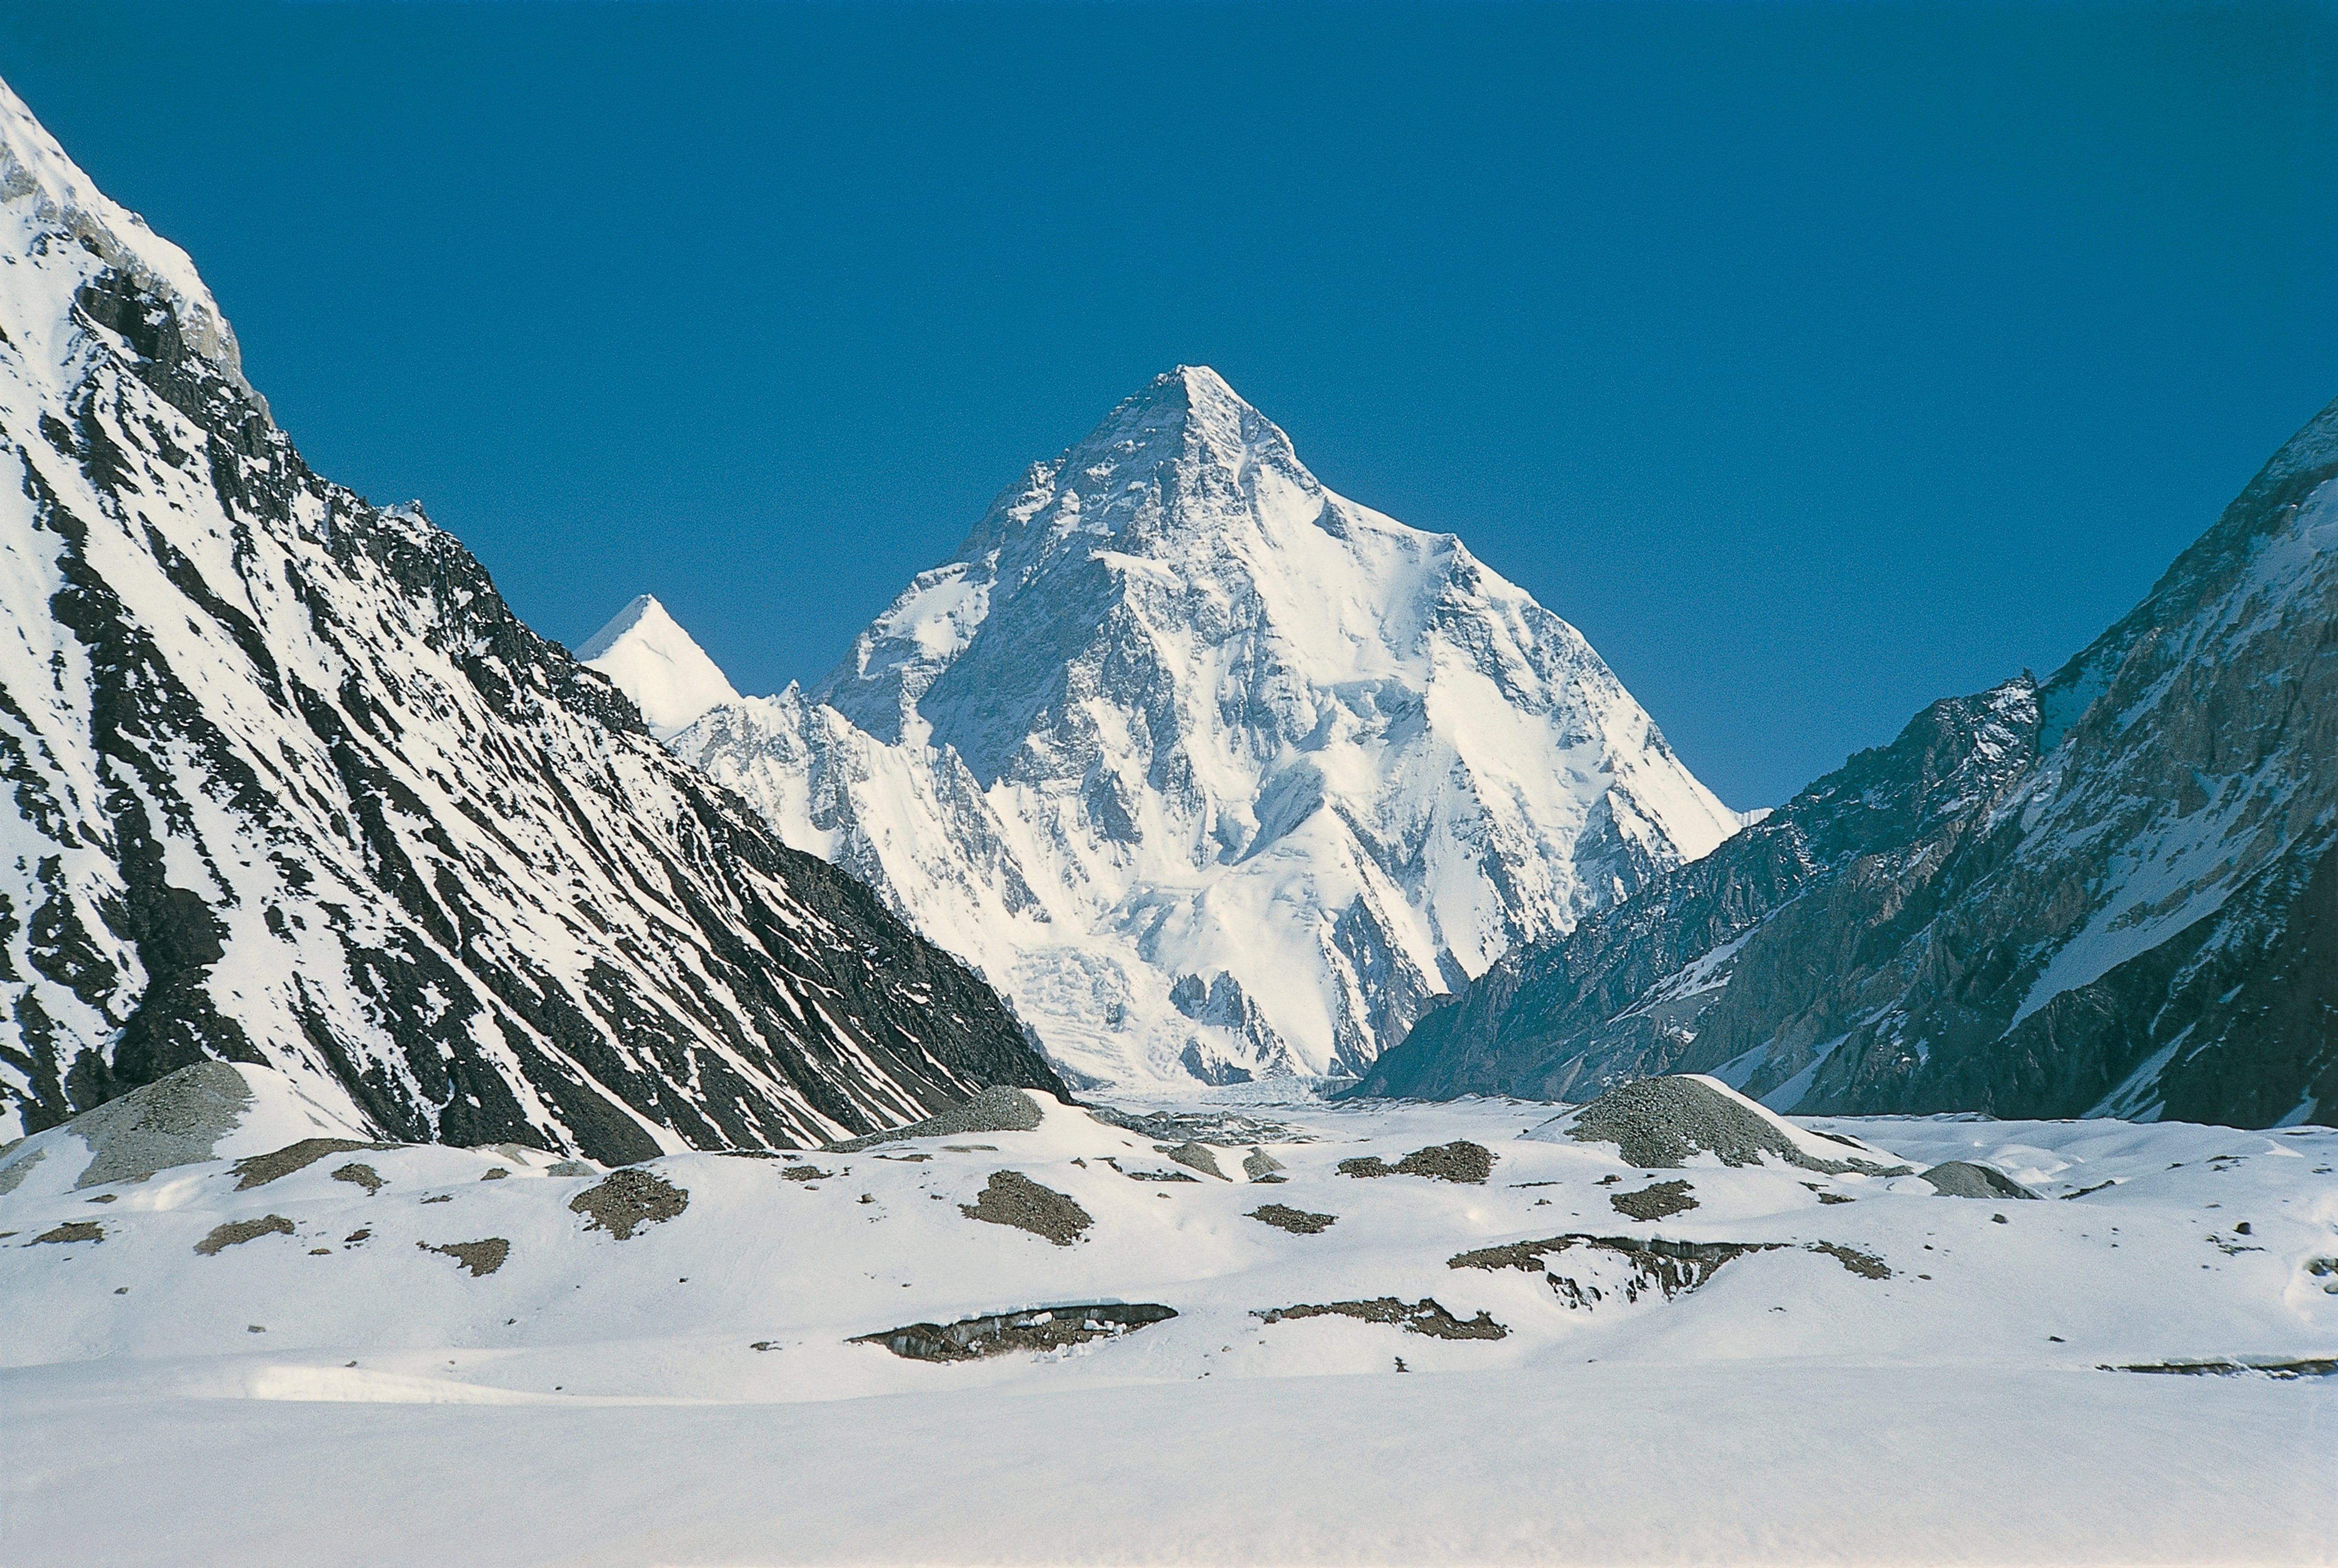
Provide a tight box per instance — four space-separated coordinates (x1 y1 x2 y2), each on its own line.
568 1171 688 1240
1246 1204 1337 1235
1609 1178 1698 1220
957 1171 1092 1245
851 1303 1176 1361
330 1163 384 1195
1919 1160 2042 1199
1255 1297 1508 1340
0 1147 44 1197
193 1216 294 1257
1156 1141 1228 1179
828 1087 1046 1152
231 1138 397 1191
420 1239 510 1278
1338 1141 1494 1183
59 1062 254 1189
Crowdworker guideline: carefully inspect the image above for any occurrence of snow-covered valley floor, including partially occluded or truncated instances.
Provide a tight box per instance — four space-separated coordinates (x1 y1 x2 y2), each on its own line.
4 1071 2333 1567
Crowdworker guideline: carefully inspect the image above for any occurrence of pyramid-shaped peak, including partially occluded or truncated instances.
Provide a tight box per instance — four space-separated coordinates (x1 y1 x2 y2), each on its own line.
577 594 739 737
1066 364 1306 481
576 593 666 659
1112 364 1257 425
1162 363 1243 405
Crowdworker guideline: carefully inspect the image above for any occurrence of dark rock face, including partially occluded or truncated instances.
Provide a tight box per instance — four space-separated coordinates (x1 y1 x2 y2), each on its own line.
1357 397 2338 1127
0 95 1064 1160
1354 679 2043 1105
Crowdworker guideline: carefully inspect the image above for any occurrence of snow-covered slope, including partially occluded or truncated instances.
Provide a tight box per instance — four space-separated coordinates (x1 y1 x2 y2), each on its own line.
1362 395 2338 1128
666 368 1740 1088
5 1068 2332 1565
0 78 1062 1159
575 594 740 738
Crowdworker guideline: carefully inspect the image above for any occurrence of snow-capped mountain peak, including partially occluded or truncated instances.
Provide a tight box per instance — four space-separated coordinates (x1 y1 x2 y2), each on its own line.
577 593 741 737
678 367 1743 1088
0 79 259 412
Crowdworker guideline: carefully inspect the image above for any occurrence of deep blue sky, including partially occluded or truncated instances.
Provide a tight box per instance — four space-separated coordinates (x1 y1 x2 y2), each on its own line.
4 2 2333 808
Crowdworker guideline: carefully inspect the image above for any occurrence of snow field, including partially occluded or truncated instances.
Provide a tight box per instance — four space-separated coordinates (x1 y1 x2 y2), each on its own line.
4 1069 2334 1563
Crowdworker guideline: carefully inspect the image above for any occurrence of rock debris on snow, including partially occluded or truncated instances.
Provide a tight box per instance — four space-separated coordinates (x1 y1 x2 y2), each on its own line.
957 1171 1093 1246
569 1171 689 1241
1920 1161 2043 1200
1549 1076 1910 1174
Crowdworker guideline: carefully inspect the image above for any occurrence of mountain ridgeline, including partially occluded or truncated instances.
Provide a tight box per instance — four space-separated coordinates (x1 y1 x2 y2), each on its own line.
1360 397 2338 1128
656 368 1744 1090
0 80 1062 1158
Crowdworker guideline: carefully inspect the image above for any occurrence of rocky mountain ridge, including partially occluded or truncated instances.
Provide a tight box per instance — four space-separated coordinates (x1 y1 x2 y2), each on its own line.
1359 396 2338 1128
0 78 1063 1160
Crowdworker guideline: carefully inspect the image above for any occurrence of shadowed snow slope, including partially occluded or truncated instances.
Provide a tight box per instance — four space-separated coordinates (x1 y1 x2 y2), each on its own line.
5 1072 2333 1565
0 79 1062 1160
575 594 740 738
665 368 1740 1088
1363 396 2338 1127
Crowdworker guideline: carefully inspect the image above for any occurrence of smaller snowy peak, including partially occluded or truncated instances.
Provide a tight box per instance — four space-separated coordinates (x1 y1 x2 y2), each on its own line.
578 595 742 738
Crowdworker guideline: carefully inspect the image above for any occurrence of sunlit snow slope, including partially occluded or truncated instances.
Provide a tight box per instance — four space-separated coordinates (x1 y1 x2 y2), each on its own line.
665 369 1740 1088
576 594 740 738
0 79 1062 1159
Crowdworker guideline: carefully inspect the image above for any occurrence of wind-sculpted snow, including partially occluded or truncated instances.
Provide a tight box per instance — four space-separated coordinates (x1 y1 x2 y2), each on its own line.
1363 396 2338 1128
0 79 1062 1158
672 367 1740 1087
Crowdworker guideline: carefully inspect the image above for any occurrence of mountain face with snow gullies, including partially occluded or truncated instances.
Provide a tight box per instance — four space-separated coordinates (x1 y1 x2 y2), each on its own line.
577 594 741 738
1359 396 2338 1128
0 79 1063 1159
667 367 1742 1087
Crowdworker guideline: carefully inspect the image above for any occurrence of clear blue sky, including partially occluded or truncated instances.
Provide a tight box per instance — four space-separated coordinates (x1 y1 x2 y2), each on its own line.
5 2 2333 808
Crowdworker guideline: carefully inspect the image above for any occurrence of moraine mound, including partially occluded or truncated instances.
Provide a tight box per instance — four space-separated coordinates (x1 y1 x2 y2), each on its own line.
828 1086 1050 1152
0 1062 382 1199
1919 1161 2042 1199
1531 1074 1911 1175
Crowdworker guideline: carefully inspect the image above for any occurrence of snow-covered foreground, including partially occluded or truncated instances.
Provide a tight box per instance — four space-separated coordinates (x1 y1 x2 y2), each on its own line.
4 1069 2334 1566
